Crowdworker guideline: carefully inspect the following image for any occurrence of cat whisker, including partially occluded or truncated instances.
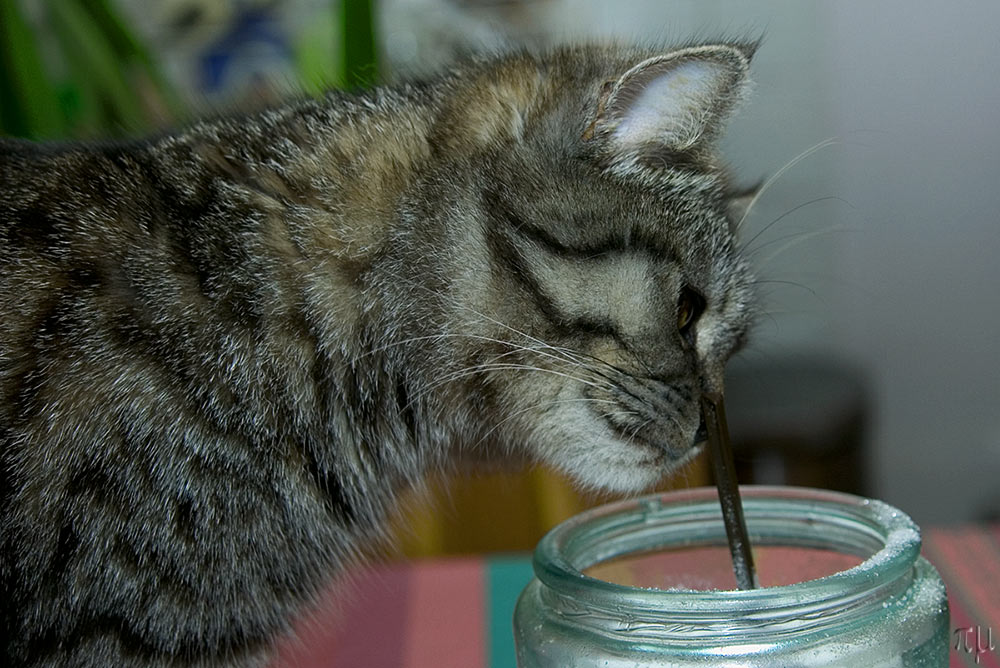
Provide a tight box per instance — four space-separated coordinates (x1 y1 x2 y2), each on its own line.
460 338 626 394
484 340 633 389
483 345 592 374
624 417 655 448
376 274 595 370
356 313 636 411
740 196 849 256
428 306 638 386
357 332 468 358
602 410 638 433
359 332 584 373
736 136 839 232
407 361 614 413
391 274 596 368
457 363 613 392
467 396 621 452
384 276 667 395
754 224 852 267
365 276 629 387
458 313 587 368
469 335 604 373
594 409 643 426
750 279 819 298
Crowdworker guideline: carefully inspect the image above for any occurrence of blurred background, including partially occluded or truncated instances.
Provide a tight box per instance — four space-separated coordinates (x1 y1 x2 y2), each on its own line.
3 0 998 553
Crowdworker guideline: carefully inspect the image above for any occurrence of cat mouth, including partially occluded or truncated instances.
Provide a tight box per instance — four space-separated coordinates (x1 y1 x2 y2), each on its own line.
605 413 706 463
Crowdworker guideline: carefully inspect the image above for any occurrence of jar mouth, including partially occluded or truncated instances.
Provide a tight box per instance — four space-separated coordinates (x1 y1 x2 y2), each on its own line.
533 486 921 616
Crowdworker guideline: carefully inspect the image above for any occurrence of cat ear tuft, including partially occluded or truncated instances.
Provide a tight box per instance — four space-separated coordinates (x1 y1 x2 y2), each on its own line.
598 46 751 157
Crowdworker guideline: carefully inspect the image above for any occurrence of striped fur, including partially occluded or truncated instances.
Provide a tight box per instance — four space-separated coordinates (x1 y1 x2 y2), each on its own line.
1 43 757 666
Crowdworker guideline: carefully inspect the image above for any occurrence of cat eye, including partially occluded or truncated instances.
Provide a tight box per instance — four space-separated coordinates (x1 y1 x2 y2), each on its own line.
677 286 705 341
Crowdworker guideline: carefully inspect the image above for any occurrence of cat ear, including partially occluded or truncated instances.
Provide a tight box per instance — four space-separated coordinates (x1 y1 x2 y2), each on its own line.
593 45 752 157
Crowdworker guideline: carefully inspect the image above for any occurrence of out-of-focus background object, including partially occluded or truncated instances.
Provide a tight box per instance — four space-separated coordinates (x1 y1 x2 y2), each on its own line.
3 0 999 550
726 356 870 496
0 0 181 137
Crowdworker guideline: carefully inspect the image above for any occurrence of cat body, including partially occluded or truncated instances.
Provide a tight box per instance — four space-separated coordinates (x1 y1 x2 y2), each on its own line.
1 43 756 666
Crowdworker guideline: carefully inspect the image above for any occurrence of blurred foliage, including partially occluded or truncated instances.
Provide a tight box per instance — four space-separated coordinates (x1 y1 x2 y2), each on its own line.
0 0 378 140
340 0 377 90
1 0 182 138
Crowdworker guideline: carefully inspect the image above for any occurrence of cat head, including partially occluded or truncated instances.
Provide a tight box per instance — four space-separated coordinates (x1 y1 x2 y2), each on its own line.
399 44 757 493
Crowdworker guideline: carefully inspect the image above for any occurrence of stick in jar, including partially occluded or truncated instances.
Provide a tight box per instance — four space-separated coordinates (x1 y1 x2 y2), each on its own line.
701 391 759 590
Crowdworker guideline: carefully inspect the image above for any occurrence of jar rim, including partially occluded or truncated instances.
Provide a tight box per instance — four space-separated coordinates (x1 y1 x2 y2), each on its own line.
532 485 921 614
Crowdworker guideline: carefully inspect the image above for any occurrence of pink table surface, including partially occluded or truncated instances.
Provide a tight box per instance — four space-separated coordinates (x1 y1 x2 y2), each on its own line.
269 526 1000 668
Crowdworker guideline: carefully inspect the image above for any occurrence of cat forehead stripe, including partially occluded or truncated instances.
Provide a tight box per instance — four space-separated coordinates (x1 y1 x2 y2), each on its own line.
490 199 680 262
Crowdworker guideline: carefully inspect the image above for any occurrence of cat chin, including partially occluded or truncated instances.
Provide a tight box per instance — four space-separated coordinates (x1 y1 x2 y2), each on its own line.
569 442 705 494
564 456 667 494
527 403 703 494
540 435 702 495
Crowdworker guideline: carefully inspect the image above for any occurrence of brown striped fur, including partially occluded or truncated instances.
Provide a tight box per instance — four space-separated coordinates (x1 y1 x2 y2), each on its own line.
1 43 758 666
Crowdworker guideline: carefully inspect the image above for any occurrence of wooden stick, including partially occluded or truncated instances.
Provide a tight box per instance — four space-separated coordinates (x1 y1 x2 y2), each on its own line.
701 391 759 590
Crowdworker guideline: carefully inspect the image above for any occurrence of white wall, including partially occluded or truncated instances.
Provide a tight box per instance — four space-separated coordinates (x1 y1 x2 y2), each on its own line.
821 1 1000 523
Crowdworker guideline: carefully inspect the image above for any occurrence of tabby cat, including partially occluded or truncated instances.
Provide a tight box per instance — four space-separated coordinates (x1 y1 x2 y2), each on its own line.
1 42 757 666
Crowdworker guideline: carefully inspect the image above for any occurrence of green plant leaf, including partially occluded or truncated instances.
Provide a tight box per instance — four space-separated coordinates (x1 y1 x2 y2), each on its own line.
46 0 145 134
0 0 64 137
80 0 183 119
341 0 378 90
0 40 29 137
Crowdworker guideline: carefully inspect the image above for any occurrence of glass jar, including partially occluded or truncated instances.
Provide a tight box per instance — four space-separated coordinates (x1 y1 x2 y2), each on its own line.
514 486 949 667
